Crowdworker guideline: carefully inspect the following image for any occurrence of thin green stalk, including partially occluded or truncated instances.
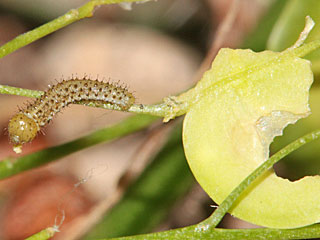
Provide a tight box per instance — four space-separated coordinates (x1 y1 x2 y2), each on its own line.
110 223 320 240
0 84 185 119
0 114 158 179
0 85 42 98
201 129 320 228
290 39 320 57
25 227 57 240
0 0 151 59
107 129 320 240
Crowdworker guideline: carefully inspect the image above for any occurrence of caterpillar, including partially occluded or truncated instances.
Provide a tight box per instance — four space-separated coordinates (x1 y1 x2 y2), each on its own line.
8 78 135 153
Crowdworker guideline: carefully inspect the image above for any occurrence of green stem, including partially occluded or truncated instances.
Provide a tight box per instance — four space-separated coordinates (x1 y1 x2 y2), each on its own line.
110 223 320 240
290 39 320 57
25 227 57 240
0 114 158 179
0 84 185 119
0 84 42 98
108 129 320 240
0 0 151 59
201 128 320 228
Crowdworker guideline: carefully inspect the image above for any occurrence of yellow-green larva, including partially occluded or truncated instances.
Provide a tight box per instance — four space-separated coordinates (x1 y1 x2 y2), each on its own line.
8 78 135 153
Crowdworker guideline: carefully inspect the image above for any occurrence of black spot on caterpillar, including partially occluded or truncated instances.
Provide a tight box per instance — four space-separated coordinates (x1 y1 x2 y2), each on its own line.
8 78 135 153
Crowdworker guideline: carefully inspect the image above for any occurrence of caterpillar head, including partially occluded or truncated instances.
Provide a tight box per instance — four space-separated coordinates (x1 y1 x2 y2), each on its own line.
8 113 39 153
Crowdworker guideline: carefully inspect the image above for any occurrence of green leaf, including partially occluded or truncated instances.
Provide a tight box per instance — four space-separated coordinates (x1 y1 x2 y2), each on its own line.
105 129 320 240
181 41 320 228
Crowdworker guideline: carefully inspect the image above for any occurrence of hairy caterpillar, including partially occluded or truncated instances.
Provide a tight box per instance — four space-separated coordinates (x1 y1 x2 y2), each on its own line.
8 78 135 153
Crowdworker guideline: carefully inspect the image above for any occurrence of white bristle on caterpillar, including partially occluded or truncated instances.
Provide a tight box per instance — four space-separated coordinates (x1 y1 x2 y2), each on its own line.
8 78 135 153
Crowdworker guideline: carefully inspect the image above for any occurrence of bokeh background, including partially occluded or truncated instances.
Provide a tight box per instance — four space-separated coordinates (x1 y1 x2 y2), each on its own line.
0 0 319 239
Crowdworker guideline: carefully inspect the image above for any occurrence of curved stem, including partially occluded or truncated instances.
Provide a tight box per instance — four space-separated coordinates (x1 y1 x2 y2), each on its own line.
201 129 320 228
0 0 152 59
0 84 187 119
109 223 320 240
0 114 158 179
109 129 320 240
